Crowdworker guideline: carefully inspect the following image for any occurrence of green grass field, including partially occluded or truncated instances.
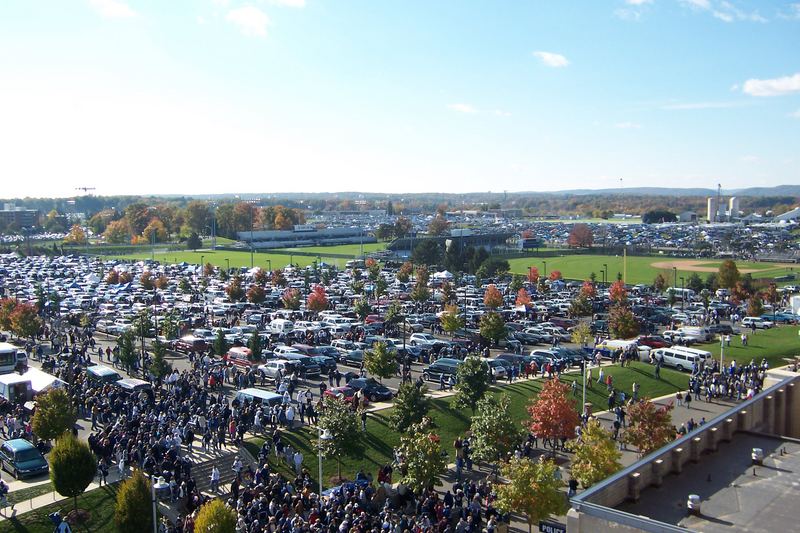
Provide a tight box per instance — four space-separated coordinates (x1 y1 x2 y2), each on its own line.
0 485 119 533
507 254 797 285
113 249 364 270
692 325 800 370
245 362 689 487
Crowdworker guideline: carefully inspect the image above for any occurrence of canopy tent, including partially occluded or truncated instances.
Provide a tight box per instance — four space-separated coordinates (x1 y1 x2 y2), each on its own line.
433 270 454 280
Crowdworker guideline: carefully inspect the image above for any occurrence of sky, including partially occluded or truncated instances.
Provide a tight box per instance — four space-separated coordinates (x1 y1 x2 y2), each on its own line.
0 0 798 198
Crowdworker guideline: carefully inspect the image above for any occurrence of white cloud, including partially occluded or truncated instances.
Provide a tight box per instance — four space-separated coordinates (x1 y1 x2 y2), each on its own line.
268 0 306 7
681 0 710 9
713 10 734 22
615 8 642 20
742 73 800 96
780 3 800 19
662 101 746 110
447 103 477 114
492 109 512 117
789 109 800 119
226 6 270 37
681 0 766 22
532 51 569 68
197 15 207 25
88 0 136 19
615 122 642 129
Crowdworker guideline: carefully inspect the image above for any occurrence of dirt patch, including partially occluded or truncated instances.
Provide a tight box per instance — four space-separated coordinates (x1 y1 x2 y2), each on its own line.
650 259 766 274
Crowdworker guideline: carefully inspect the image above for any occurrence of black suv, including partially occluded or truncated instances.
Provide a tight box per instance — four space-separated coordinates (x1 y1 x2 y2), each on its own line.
346 378 393 402
422 358 461 382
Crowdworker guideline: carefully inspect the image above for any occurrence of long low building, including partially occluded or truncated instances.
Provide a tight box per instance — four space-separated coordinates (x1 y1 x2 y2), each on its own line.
236 225 376 250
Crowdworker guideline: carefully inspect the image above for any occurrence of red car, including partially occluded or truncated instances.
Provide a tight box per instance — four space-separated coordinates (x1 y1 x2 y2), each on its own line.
365 315 384 324
323 386 358 402
637 335 672 349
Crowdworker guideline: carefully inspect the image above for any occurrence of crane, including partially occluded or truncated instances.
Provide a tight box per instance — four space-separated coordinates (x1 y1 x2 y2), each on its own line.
75 186 96 194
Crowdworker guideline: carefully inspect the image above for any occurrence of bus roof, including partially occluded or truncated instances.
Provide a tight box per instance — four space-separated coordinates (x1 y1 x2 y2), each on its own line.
237 388 282 401
87 365 122 377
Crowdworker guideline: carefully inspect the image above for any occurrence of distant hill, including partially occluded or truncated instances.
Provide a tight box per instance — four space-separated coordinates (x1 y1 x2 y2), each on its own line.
526 185 800 197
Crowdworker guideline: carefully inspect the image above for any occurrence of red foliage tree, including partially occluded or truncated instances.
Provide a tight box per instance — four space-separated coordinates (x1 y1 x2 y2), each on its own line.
622 400 674 456
567 224 593 248
515 288 531 307
579 280 596 299
483 284 504 309
247 284 266 304
527 266 539 284
548 270 562 281
306 285 329 313
609 280 628 306
527 379 580 445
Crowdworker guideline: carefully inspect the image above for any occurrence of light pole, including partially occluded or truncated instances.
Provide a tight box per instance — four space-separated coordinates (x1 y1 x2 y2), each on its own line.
225 258 230 274
318 427 333 496
680 277 685 311
719 334 725 372
603 263 608 288
672 267 677 291
250 207 255 268
200 255 204 273
600 269 605 291
543 261 547 279
267 259 272 271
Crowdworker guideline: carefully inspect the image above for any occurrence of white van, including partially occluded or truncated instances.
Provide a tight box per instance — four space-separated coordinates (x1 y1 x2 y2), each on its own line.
741 317 773 329
678 326 713 342
269 319 294 335
652 346 712 372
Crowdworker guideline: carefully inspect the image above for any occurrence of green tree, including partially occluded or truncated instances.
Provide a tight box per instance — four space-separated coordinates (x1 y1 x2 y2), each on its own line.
248 330 263 361
479 311 507 346
194 499 237 533
49 433 97 513
476 257 510 279
452 357 490 413
569 295 592 317
115 470 153 533
568 419 622 488
317 396 365 480
718 259 740 289
186 231 202 250
653 272 667 293
609 305 640 339
494 457 568 533
411 239 442 266
32 388 77 441
469 394 524 465
149 339 172 383
117 330 138 374
440 304 465 335
686 272 704 294
353 299 372 321
410 280 431 303
396 418 447 494
389 382 431 433
747 293 765 317
213 329 228 356
571 321 593 347
364 342 398 382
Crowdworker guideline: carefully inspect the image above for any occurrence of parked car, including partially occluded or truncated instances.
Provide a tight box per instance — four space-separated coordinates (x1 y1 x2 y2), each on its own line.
339 349 365 367
422 358 462 382
0 439 49 479
346 378 392 402
742 317 773 329
323 386 358 402
637 335 672 349
309 355 338 374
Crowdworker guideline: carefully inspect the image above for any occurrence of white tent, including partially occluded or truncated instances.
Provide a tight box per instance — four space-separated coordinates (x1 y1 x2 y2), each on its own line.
433 270 454 280
84 273 100 283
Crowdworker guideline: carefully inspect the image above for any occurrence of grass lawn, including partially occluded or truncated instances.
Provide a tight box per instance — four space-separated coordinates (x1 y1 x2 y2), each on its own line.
692 325 800 370
112 249 358 270
274 243 387 255
244 362 689 488
506 254 796 285
6 484 53 506
0 485 119 533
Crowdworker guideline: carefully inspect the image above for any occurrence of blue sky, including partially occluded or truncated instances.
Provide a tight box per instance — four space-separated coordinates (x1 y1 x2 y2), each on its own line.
0 0 798 197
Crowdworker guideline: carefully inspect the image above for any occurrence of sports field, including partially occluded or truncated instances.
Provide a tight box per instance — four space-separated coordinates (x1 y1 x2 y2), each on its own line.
274 242 387 255
113 249 358 269
508 254 797 285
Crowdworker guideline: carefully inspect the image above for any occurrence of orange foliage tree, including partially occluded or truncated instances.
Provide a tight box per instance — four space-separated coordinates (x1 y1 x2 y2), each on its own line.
515 288 531 307
483 284 504 309
527 266 539 284
307 285 329 313
527 379 580 450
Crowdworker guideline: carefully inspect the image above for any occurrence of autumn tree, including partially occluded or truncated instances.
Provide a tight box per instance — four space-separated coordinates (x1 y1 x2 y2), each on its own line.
139 271 155 290
653 272 668 293
548 270 562 281
483 284 503 309
747 293 764 318
142 217 168 242
410 279 431 303
317 396 365 480
568 419 622 488
226 275 245 302
32 388 77 441
10 302 41 341
397 261 413 282
567 223 593 248
622 399 674 456
440 304 465 335
155 274 169 290
427 216 450 236
389 382 431 433
396 418 447 494
764 283 780 318
452 357 490 413
580 280 596 299
281 287 301 310
306 285 328 313
470 395 525 465
246 284 266 304
609 304 639 339
271 268 287 287
527 378 580 451
609 280 628 306
718 259 740 289
571 322 593 347
105 269 120 284
479 311 507 346
63 224 88 245
494 457 568 533
103 219 129 244
569 295 592 317
515 288 531 307
364 342 398 383
527 266 539 284
394 216 412 239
